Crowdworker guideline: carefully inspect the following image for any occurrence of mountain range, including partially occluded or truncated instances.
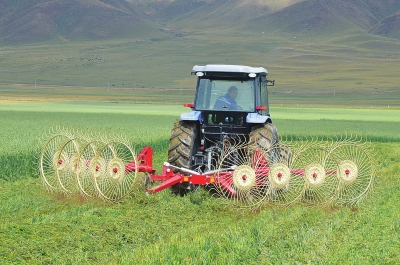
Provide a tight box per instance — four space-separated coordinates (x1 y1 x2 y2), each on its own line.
0 0 399 43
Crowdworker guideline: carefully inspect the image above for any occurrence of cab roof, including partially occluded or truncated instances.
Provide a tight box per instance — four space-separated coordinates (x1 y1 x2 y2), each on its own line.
192 64 268 75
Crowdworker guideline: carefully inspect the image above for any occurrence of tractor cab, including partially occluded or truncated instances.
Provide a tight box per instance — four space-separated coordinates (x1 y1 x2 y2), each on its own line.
181 65 275 140
191 64 273 116
171 64 277 180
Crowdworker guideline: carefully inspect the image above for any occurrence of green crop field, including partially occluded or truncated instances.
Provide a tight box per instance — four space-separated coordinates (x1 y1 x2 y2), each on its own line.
0 102 399 264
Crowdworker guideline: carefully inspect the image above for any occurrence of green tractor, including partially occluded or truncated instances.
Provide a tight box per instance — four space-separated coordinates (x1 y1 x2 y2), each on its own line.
168 64 285 195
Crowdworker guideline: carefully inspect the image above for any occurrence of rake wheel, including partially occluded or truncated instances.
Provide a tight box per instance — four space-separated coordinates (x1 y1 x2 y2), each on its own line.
326 139 375 206
304 164 326 189
266 153 304 208
232 165 257 192
292 140 338 207
76 139 107 198
39 131 75 192
94 140 137 202
337 160 358 185
269 163 291 189
56 138 81 195
213 142 272 211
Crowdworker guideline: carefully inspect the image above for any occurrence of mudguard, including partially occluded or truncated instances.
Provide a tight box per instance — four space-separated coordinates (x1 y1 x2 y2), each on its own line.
246 113 271 124
180 111 202 123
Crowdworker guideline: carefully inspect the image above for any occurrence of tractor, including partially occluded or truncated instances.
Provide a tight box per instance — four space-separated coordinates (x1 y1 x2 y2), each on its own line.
39 64 375 210
167 64 282 195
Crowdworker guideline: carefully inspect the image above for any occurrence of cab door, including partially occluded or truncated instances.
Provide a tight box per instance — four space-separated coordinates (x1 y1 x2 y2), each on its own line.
258 75 270 116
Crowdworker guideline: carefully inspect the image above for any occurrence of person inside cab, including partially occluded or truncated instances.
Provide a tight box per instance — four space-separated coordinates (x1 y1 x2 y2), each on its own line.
213 86 239 110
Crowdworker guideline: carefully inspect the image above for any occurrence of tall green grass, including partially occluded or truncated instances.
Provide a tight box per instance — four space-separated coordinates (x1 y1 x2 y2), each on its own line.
0 102 399 264
1 103 399 181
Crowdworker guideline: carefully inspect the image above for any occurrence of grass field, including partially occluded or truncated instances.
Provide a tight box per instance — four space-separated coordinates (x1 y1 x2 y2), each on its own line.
1 102 399 179
1 29 399 110
0 102 399 264
0 5 399 263
1 83 399 109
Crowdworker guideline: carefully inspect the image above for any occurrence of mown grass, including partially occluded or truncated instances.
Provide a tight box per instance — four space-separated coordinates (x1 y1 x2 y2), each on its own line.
0 102 399 264
0 142 398 264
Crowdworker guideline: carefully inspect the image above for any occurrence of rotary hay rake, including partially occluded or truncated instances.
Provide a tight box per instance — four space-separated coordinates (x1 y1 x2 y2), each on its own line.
39 128 375 210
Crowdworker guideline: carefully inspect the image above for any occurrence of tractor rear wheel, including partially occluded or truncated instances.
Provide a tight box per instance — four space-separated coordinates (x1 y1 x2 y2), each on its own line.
167 121 198 195
279 144 292 167
249 123 280 165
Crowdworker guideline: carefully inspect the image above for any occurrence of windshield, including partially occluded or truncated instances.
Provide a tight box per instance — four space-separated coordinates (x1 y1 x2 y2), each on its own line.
194 78 255 111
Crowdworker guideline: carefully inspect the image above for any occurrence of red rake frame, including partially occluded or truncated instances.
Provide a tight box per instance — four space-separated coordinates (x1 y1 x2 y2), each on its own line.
125 147 340 198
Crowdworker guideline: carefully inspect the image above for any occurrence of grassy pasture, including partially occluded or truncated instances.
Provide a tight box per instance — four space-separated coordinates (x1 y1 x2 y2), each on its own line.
1 30 399 109
0 102 399 264
1 83 399 108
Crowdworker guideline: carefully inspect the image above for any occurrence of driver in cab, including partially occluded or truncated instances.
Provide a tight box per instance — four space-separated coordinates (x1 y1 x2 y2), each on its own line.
213 86 239 110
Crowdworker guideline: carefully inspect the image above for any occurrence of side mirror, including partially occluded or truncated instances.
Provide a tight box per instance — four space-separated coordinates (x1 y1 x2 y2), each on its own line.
267 79 275 86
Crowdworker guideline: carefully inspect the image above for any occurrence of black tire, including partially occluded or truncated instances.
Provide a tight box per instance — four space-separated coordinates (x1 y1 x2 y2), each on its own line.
167 121 198 195
279 144 293 167
248 123 281 201
249 123 280 165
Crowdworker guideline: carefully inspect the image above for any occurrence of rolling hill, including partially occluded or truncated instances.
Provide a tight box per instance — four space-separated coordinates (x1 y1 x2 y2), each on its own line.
0 0 399 42
242 0 378 36
369 12 400 39
0 0 164 43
